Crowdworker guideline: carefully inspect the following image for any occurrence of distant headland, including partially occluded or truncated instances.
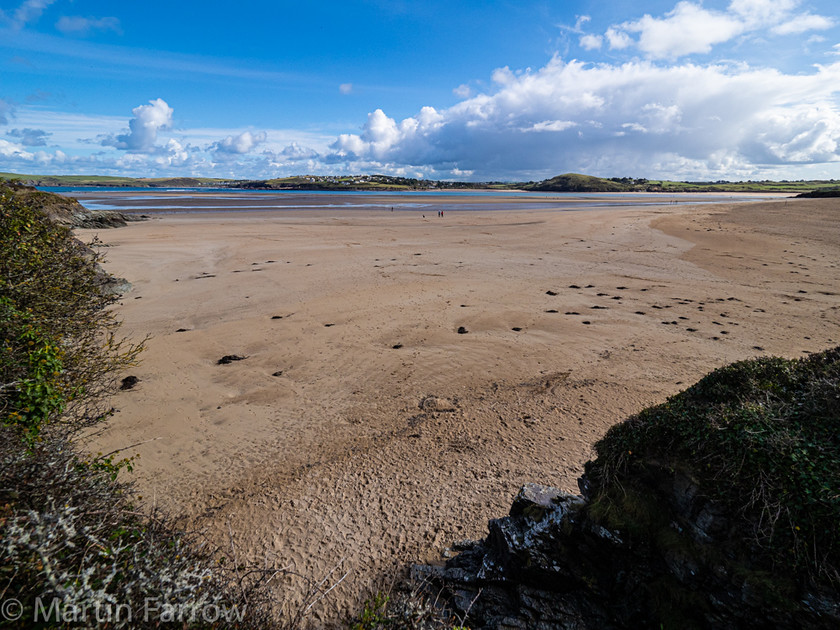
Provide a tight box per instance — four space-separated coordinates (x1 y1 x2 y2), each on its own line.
2 170 839 194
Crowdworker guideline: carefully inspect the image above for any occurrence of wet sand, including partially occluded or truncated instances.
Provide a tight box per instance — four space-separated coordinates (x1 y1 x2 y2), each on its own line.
80 196 838 626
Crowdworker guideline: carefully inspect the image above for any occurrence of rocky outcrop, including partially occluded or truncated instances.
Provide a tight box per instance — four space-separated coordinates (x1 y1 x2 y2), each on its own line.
2 182 137 228
413 349 840 629
416 480 839 629
30 192 134 229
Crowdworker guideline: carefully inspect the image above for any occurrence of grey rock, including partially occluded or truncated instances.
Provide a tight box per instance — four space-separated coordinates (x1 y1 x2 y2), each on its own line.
413 478 840 629
419 396 457 412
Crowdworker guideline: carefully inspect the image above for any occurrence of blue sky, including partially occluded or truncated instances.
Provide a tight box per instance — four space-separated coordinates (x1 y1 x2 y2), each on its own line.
1 0 839 181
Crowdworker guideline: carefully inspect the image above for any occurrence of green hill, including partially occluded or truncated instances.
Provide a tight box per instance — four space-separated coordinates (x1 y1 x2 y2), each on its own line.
0 173 229 188
525 173 628 192
4 170 840 195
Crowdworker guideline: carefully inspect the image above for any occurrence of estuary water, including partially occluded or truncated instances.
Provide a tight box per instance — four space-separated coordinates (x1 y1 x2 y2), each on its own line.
41 187 785 215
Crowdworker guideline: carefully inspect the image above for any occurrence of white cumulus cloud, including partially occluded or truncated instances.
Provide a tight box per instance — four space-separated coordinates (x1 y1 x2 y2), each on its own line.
276 142 320 161
326 55 840 180
211 130 267 155
729 0 798 27
619 2 745 59
0 138 34 160
604 0 834 59
163 138 189 165
579 34 603 50
772 13 835 35
103 98 173 153
605 27 632 50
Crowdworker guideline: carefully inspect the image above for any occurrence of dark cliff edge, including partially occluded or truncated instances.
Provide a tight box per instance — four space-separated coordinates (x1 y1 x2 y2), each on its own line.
410 348 840 629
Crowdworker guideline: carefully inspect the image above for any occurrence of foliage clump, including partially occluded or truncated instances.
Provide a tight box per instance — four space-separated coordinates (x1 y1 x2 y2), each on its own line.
350 587 471 630
587 348 840 583
0 185 142 442
0 187 278 627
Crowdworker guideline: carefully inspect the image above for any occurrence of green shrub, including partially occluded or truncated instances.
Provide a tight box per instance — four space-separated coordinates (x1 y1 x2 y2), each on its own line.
0 187 143 441
588 348 840 582
2 321 66 439
0 187 280 627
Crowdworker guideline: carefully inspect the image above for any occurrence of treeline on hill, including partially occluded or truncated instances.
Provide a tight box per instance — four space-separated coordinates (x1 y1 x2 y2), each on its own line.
235 174 516 191
522 173 840 193
0 173 226 188
0 184 282 628
5 170 839 194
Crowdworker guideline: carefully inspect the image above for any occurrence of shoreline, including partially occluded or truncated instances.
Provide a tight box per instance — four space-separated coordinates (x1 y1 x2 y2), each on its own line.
63 189 789 216
81 196 838 625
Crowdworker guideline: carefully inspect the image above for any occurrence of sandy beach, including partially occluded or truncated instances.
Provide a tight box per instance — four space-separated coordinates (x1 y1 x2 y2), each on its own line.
79 195 838 626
